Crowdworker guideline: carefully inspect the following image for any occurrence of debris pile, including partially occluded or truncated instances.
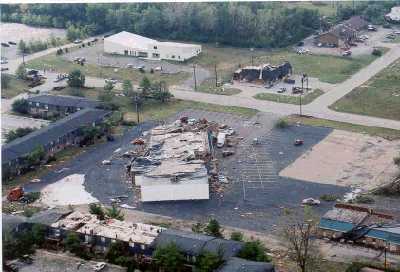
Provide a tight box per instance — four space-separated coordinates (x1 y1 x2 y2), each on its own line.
126 117 238 202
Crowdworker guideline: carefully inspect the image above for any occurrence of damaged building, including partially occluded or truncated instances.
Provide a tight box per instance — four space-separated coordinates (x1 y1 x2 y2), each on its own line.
319 203 400 253
233 62 292 84
130 119 212 202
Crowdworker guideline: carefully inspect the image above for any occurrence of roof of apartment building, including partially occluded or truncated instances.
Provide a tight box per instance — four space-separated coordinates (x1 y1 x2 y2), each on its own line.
51 211 165 245
27 95 100 109
217 257 275 272
151 229 244 260
2 108 110 164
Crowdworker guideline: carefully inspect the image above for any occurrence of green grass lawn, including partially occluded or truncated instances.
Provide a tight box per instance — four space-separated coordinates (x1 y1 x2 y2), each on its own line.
197 78 241 96
25 53 190 86
330 59 400 121
254 89 324 105
1 74 30 98
191 44 384 84
284 115 400 140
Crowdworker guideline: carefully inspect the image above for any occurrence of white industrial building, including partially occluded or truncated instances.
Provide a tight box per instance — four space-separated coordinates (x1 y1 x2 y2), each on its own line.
385 6 400 23
104 31 202 62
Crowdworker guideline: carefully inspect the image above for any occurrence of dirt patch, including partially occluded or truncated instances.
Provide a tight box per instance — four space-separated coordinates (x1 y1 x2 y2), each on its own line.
279 130 400 190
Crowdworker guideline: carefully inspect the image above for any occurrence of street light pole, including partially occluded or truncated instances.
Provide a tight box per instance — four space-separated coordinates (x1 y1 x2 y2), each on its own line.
134 94 140 124
300 75 304 116
193 64 197 91
214 63 218 87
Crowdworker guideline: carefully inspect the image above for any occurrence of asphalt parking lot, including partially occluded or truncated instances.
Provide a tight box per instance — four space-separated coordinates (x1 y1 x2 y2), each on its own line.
25 110 348 232
61 41 210 88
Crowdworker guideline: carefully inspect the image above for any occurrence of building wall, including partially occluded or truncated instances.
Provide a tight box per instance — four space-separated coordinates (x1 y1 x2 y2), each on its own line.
316 33 340 47
140 183 210 202
28 102 80 119
104 39 201 62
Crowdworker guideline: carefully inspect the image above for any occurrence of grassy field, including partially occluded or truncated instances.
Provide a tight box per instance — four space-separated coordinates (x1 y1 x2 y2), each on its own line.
331 59 400 121
197 78 241 96
1 74 30 98
191 44 382 84
52 87 257 121
254 89 324 105
25 53 190 86
284 115 400 140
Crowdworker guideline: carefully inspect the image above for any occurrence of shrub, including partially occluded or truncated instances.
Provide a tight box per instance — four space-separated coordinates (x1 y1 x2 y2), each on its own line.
67 69 85 88
121 120 137 127
6 127 36 143
237 240 271 262
89 203 105 220
275 118 289 129
230 231 244 241
106 205 124 221
205 219 223 238
24 192 41 203
372 48 382 56
353 195 375 204
12 98 29 114
320 194 339 202
153 243 185 272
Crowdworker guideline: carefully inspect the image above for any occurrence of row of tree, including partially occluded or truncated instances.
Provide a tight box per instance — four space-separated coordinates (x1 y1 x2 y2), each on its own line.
18 35 64 55
2 3 318 48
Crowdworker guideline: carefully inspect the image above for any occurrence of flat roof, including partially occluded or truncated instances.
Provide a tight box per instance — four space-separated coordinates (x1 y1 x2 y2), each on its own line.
27 95 100 109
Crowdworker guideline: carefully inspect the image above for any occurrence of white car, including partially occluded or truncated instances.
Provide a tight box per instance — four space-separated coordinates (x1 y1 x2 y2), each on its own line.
102 160 111 165
93 262 106 271
224 128 235 136
302 198 321 206
188 118 197 125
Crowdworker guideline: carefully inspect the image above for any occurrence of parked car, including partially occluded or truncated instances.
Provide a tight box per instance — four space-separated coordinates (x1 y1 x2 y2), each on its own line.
102 160 111 165
278 87 287 93
342 50 352 57
105 78 118 84
93 262 106 271
367 25 377 31
73 39 82 44
8 41 17 45
188 118 197 125
302 198 320 206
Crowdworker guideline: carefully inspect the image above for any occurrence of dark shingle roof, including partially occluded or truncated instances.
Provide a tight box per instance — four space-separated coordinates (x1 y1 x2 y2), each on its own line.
2 108 110 164
27 95 100 109
218 257 275 272
151 229 244 259
203 238 244 260
28 208 72 226
344 16 368 31
2 213 27 233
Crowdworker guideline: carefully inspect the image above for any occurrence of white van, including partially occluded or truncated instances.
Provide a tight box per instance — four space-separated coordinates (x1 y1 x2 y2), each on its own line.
217 132 226 148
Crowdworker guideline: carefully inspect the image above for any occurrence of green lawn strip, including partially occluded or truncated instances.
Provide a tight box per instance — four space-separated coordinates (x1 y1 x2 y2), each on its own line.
254 89 324 105
197 78 241 96
25 53 190 86
330 59 400 121
1 74 30 98
284 115 400 140
123 98 258 122
2 146 85 195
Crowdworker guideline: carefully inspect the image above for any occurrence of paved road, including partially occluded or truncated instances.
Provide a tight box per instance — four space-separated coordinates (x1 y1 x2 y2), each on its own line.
4 38 400 130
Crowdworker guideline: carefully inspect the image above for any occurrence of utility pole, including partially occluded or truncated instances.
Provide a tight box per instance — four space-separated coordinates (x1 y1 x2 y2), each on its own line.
214 63 218 87
193 64 197 91
134 94 140 124
300 75 304 116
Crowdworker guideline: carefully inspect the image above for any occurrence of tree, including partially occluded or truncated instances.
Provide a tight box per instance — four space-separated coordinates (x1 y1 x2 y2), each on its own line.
98 90 114 102
152 81 173 103
139 76 152 96
204 218 223 238
64 232 81 253
106 204 124 221
89 203 105 220
281 207 318 272
104 81 114 91
192 222 205 233
153 243 185 272
230 231 244 242
15 64 27 80
26 145 46 166
67 69 85 88
237 240 271 262
123 80 134 97
1 74 11 88
6 127 36 143
106 241 128 264
195 251 224 272
18 39 29 54
12 98 29 114
32 224 46 246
